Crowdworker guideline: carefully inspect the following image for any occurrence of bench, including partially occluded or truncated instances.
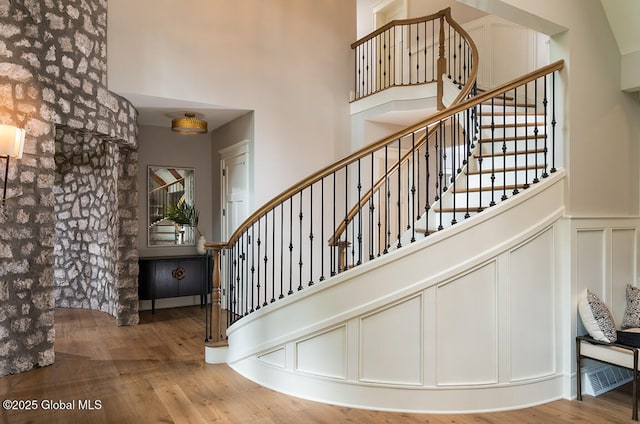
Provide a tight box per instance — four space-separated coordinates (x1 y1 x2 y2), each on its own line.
576 335 640 421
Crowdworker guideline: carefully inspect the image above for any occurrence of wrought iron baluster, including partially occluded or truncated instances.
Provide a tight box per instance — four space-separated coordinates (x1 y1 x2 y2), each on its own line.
255 221 260 310
397 137 402 249
279 202 284 299
288 198 293 295
411 133 416 242
298 191 303 291
551 72 557 173
357 159 363 265
543 75 549 178
501 92 508 201
320 178 325 281
270 208 275 303
308 184 314 286
369 152 375 260
424 125 431 236
533 78 540 184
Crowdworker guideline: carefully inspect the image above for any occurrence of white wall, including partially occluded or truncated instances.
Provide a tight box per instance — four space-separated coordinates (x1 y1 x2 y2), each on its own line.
460 0 640 217
108 0 356 211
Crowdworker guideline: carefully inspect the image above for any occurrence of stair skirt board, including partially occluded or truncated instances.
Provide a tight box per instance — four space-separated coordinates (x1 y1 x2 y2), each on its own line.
214 171 567 413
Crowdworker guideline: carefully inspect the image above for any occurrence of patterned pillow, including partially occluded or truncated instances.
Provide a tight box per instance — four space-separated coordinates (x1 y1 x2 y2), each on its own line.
578 289 617 343
622 284 640 329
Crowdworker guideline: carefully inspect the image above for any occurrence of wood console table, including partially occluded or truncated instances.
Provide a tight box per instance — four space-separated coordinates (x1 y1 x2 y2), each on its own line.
138 255 208 313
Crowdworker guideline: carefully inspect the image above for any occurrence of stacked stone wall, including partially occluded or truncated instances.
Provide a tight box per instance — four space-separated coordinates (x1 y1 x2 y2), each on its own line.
0 0 139 375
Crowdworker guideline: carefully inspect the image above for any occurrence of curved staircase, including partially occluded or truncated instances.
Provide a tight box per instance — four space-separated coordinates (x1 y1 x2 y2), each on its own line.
204 9 566 414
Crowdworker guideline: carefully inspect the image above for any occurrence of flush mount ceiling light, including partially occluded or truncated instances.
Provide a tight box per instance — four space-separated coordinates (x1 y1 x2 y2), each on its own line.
171 112 208 134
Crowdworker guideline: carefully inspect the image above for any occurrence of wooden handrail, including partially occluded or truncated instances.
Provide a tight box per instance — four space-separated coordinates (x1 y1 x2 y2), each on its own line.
350 9 449 49
327 130 436 246
214 59 563 250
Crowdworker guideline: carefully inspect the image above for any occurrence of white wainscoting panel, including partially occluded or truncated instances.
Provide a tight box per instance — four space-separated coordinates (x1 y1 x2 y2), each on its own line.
435 262 498 386
509 227 556 381
611 228 637 325
360 295 423 385
296 326 347 379
257 347 286 368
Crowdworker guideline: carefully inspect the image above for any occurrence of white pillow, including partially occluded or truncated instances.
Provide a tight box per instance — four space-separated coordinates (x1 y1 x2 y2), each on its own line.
578 289 617 343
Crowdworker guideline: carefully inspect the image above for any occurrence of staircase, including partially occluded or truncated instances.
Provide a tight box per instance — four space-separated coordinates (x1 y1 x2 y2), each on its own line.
204 10 566 415
423 96 551 233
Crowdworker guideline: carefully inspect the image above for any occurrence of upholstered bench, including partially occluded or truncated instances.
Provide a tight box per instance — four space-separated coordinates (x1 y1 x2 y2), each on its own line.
576 335 639 420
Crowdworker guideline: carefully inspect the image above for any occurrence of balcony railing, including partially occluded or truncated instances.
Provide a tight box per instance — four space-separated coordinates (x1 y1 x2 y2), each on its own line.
351 8 478 109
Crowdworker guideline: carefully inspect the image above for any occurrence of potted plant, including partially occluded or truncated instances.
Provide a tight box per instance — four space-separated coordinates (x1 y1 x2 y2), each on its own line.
166 201 205 251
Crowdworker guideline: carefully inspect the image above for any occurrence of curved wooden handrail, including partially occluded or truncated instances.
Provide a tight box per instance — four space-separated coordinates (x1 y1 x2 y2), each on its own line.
210 59 564 251
443 9 480 105
350 9 449 49
327 130 436 246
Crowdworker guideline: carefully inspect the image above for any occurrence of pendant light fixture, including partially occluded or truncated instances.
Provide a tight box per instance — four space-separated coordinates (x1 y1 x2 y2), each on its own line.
171 112 208 134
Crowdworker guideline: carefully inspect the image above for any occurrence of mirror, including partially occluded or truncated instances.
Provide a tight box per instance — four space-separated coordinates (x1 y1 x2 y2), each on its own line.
148 166 196 246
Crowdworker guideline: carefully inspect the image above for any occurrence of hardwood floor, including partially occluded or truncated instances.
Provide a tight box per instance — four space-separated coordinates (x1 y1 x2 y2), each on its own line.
0 306 635 423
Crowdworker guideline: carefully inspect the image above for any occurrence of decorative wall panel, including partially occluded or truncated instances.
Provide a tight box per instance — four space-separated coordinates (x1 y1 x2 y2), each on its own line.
510 227 555 381
436 262 498 385
360 296 422 385
296 326 347 379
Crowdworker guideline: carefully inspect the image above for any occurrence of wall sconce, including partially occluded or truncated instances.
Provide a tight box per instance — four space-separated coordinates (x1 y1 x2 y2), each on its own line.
0 124 26 206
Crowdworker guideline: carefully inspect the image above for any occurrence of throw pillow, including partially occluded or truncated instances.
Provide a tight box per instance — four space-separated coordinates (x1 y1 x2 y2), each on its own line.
622 283 640 329
578 289 617 343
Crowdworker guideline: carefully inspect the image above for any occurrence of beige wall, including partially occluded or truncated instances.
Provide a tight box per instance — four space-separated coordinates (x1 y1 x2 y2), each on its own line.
108 0 356 210
463 0 640 216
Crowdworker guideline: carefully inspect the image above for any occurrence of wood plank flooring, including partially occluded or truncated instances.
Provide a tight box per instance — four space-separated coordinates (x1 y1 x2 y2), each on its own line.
0 306 635 423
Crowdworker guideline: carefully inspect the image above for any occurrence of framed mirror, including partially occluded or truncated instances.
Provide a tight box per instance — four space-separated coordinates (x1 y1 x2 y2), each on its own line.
148 166 196 247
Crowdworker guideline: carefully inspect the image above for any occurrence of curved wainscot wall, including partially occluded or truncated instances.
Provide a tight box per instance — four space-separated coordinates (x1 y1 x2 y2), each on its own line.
213 171 567 413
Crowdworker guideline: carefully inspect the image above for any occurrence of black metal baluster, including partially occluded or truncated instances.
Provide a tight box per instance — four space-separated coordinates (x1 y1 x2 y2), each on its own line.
423 21 427 83
457 34 462 88
384 145 389 253
271 208 276 303
551 72 557 173
288 198 293 295
543 75 549 178
415 24 420 84
344 166 349 271
331 172 336 276
261 217 267 307
279 202 284 299
533 78 540 184
308 184 314 287
357 159 363 265
411 133 416 242
451 116 457 225
320 179 325 282
408 24 412 84
298 191 303 291
255 221 261 310
477 103 484 213
397 137 402 249
369 152 375 260
501 92 508 201
424 125 430 236
437 121 444 231
377 188 382 256
464 107 471 218
489 97 496 207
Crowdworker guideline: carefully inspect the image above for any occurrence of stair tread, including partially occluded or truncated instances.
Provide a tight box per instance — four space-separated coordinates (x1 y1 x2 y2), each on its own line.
479 134 546 142
474 148 546 158
466 164 546 175
452 183 529 193
481 122 544 129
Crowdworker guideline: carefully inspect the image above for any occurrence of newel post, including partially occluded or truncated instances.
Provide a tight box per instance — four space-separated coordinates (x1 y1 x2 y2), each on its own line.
437 14 446 111
205 241 226 344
